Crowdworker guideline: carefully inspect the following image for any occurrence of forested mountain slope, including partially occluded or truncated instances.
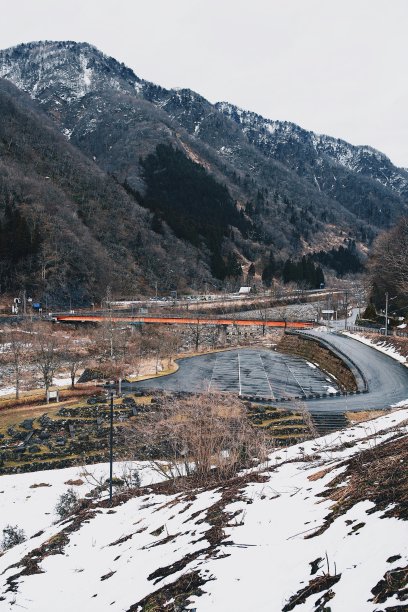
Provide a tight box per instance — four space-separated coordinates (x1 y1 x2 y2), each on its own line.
1 41 407 303
0 80 211 305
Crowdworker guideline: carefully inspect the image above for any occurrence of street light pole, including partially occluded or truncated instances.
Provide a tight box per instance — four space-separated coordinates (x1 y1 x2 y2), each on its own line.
109 391 114 502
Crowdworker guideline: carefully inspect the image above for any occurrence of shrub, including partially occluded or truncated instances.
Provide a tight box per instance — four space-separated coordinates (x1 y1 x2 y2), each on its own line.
55 488 79 519
1 525 26 550
125 392 270 487
363 303 377 320
104 471 141 492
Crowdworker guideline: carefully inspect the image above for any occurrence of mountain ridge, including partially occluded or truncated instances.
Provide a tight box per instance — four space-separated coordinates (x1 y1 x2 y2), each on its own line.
0 40 407 304
216 100 408 197
2 41 407 196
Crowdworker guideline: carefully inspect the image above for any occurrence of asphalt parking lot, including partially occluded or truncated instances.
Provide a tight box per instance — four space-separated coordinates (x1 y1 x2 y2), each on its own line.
132 333 408 413
135 348 339 400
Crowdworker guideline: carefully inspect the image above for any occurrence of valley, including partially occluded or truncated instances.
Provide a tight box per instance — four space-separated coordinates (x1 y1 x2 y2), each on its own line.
0 41 407 307
0 27 408 612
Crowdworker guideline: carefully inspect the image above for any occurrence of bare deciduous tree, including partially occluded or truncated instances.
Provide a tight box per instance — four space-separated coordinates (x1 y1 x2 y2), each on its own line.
368 217 408 305
0 324 33 399
62 331 92 388
124 392 271 487
32 324 63 395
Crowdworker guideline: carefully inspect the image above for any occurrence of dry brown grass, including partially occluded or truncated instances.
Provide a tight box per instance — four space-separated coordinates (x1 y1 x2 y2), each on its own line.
308 430 408 538
123 392 271 488
0 384 99 410
307 467 333 482
346 410 387 424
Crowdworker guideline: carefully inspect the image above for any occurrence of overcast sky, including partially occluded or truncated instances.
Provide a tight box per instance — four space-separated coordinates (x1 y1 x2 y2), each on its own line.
2 0 408 166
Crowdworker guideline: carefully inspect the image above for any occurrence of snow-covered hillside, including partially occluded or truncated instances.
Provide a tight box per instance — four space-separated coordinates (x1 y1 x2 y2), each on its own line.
1 409 407 611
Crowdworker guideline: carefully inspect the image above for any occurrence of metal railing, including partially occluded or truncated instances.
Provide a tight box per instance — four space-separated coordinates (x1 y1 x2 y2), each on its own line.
346 324 408 338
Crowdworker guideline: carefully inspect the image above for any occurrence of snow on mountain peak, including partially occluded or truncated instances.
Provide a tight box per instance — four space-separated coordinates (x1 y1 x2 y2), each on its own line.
216 100 408 195
0 41 144 104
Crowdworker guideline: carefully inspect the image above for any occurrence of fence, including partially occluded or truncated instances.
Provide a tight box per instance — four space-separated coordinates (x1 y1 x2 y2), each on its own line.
346 324 408 338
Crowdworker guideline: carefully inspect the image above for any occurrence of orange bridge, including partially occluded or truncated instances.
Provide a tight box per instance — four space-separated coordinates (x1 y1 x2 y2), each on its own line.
53 314 315 329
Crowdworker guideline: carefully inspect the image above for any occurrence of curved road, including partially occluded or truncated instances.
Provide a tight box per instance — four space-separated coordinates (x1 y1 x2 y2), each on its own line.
300 331 408 411
134 332 408 413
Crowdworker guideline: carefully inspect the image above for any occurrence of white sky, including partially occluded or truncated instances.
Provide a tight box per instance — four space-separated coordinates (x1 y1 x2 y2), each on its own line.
1 0 408 167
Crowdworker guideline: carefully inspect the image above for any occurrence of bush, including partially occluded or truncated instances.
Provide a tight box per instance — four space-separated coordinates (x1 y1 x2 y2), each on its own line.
104 471 141 492
119 469 141 490
1 525 26 550
125 393 270 487
55 488 79 519
363 303 377 320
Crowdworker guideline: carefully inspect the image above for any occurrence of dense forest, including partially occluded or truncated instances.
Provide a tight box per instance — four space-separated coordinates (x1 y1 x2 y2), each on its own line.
0 81 213 306
312 242 363 276
0 205 42 291
139 144 248 279
282 256 325 289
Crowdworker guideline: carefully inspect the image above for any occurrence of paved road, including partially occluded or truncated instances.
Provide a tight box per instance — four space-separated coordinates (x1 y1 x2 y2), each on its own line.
133 332 408 413
300 331 408 411
321 307 359 332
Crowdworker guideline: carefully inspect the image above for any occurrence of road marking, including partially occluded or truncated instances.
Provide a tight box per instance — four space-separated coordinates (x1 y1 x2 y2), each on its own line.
208 354 218 391
258 353 275 399
283 359 307 396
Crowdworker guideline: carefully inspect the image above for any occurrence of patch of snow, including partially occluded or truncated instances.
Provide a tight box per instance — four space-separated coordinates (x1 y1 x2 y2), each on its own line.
0 410 407 610
391 398 408 408
0 461 162 538
343 331 407 364
306 361 317 369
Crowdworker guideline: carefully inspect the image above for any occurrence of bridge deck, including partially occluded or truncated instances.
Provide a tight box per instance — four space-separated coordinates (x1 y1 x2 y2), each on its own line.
54 315 315 328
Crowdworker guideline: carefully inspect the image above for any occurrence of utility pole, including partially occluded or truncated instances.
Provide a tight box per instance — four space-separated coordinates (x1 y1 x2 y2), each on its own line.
344 290 348 330
106 286 113 358
385 291 389 336
109 391 114 502
22 290 27 316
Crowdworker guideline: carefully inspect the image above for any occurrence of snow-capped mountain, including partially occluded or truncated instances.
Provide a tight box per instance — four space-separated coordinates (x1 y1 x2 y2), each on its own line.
1 40 408 302
216 101 408 198
1 41 407 203
0 40 144 105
